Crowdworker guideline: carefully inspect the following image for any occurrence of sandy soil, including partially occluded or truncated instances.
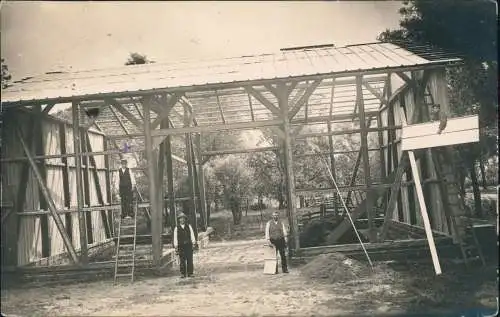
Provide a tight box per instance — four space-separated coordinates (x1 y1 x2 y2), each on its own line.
2 211 498 316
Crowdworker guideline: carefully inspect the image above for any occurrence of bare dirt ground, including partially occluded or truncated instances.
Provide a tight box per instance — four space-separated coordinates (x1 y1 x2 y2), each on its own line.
1 209 498 316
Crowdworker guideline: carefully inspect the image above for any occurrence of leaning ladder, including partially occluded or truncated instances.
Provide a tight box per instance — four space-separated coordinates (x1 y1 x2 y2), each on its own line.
424 88 485 268
113 201 138 284
432 148 486 268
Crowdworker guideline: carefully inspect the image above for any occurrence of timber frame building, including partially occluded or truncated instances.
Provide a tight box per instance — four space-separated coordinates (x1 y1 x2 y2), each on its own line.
1 41 466 273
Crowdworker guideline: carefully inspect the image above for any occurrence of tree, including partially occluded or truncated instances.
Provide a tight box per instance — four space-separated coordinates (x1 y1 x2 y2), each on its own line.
1 59 12 89
213 156 253 225
378 0 498 217
125 52 154 65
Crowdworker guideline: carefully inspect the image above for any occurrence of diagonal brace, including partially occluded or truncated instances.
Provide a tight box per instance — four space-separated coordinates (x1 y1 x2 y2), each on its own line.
289 79 322 119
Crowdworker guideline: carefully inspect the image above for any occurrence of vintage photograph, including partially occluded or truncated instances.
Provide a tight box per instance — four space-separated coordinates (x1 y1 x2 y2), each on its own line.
1 1 498 316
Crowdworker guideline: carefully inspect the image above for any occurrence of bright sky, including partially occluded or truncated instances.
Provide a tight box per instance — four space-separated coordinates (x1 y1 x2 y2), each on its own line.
1 1 402 81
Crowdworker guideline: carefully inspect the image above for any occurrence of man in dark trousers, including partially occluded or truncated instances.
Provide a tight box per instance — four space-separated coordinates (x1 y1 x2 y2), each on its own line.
173 212 197 278
117 159 136 219
265 211 289 273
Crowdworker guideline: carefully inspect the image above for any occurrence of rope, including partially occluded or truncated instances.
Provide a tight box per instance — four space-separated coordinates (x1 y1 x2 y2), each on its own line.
312 146 374 270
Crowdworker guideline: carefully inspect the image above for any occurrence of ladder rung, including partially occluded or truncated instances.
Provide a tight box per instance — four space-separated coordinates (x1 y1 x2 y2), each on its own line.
121 225 136 229
120 235 136 238
115 273 133 277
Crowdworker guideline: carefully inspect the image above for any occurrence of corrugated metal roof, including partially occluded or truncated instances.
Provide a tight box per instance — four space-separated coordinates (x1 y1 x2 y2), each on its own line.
1 42 460 105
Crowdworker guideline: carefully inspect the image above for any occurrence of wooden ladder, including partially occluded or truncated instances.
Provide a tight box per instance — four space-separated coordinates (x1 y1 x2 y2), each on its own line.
113 201 138 284
432 148 486 268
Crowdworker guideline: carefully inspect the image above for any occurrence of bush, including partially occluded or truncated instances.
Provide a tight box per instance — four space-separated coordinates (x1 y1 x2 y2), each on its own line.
250 202 267 210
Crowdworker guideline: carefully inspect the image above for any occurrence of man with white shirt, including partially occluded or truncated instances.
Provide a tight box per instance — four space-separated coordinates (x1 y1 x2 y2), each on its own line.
173 212 197 278
116 159 136 219
265 211 289 273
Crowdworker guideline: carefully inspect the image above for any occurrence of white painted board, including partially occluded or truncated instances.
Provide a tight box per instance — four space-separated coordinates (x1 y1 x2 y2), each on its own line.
401 115 479 151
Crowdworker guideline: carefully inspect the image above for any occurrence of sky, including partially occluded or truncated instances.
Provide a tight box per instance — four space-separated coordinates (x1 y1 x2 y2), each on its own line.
1 1 402 81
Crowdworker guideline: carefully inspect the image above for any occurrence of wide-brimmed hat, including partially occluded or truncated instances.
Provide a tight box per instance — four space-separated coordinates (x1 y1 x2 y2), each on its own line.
177 212 187 219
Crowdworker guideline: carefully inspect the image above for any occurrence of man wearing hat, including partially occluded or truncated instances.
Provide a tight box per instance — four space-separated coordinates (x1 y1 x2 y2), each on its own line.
173 212 197 278
117 159 136 219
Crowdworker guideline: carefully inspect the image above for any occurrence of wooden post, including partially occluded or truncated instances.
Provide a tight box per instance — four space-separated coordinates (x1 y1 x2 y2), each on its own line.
356 75 375 242
408 150 442 275
34 105 51 258
327 122 338 215
144 97 161 268
278 83 300 252
165 118 176 230
59 123 73 241
194 134 207 231
184 107 198 239
103 136 114 236
158 120 167 232
81 129 93 244
72 102 88 264
376 112 387 180
16 125 79 264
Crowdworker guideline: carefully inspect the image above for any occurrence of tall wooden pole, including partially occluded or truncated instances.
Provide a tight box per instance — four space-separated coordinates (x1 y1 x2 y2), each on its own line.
158 120 167 231
184 107 198 239
327 122 338 214
278 83 300 252
165 118 176 229
72 101 88 264
356 75 375 242
144 97 161 268
195 134 207 231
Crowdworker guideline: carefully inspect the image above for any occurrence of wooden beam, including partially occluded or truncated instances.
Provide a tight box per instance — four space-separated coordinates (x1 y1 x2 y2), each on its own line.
378 157 409 240
16 125 79 264
184 106 198 239
144 96 162 268
34 105 51 258
85 133 111 239
247 93 255 121
106 98 144 130
364 82 388 107
195 134 208 231
408 150 442 275
201 146 279 157
289 79 322 119
151 93 182 129
295 124 400 139
215 90 226 124
41 103 56 114
157 120 167 231
59 123 73 241
80 128 93 244
377 113 387 180
278 83 300 252
245 86 281 116
327 121 338 214
72 102 88 264
152 119 284 137
102 136 114 236
163 118 176 230
356 76 375 242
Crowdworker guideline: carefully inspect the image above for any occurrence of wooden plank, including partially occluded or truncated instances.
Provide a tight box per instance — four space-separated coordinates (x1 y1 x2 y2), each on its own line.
143 97 161 268
190 136 203 231
85 132 111 239
195 134 208 231
408 150 442 275
164 118 176 229
106 98 144 130
58 123 74 241
357 75 375 242
245 86 281 116
42 103 56 114
278 82 299 251
34 105 51 258
202 146 278 157
81 129 93 245
72 102 88 264
184 106 198 239
15 125 79 265
327 122 338 215
151 93 182 129
158 119 167 230
289 79 322 119
295 125 401 139
102 136 114 237
401 115 479 151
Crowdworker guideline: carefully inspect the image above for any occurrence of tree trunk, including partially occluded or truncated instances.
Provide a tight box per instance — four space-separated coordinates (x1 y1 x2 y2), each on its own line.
468 160 483 218
479 158 488 189
206 203 211 227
